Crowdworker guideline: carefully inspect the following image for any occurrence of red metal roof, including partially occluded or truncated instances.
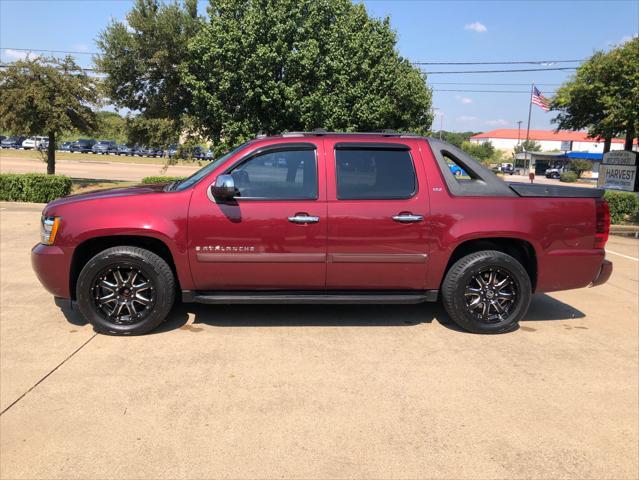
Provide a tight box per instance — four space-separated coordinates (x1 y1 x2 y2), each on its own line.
470 129 634 144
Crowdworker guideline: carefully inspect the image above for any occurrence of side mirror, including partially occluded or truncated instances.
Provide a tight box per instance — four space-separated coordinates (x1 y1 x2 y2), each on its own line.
210 174 236 200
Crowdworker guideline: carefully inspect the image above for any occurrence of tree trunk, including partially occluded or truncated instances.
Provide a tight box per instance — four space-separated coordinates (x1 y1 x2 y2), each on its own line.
47 132 56 175
603 136 612 154
624 124 635 150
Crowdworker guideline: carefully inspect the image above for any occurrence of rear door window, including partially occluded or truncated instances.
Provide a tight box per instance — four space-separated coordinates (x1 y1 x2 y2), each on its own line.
335 147 417 199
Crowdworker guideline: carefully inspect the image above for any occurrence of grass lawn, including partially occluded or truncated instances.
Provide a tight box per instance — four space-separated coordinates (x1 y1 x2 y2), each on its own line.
0 148 205 167
71 178 137 194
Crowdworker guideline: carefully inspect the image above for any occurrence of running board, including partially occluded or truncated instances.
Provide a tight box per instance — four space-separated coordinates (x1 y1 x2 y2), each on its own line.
183 290 438 304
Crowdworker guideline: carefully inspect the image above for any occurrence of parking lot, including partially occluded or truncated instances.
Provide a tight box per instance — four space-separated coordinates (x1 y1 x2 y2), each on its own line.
0 201 638 479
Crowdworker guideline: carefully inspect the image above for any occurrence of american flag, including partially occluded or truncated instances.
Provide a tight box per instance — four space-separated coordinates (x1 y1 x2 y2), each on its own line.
531 86 550 111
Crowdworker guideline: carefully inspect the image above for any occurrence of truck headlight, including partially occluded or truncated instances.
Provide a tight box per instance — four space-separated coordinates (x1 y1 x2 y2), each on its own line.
40 216 61 245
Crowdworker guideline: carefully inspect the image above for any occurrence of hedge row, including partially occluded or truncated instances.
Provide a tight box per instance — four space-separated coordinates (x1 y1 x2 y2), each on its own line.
0 173 72 203
141 176 186 184
559 171 578 183
604 190 639 224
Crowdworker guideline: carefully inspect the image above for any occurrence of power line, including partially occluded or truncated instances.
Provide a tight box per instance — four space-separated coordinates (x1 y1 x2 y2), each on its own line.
428 82 562 86
422 67 578 74
413 59 584 65
2 47 584 69
2 47 96 55
432 89 556 94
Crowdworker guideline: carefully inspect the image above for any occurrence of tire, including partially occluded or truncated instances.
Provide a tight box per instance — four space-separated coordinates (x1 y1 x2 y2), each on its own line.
441 250 531 334
76 246 175 335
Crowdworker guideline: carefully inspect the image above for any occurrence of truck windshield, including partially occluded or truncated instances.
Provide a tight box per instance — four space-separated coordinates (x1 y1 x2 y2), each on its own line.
171 141 254 191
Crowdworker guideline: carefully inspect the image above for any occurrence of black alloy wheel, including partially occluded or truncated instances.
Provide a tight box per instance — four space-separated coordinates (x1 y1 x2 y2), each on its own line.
441 250 532 334
76 246 175 335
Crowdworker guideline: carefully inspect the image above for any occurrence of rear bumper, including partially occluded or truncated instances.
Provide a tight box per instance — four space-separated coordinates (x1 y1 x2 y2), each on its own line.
536 249 607 292
590 259 613 287
31 243 72 298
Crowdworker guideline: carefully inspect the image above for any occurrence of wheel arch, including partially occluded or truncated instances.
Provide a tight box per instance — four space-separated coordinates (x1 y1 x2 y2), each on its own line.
442 237 538 291
69 235 181 301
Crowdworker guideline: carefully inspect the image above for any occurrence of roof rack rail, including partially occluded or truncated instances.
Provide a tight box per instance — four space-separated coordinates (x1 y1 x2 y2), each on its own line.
280 130 417 138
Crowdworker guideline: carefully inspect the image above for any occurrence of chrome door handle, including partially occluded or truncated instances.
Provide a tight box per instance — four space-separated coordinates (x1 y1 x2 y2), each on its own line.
392 213 424 223
288 214 320 224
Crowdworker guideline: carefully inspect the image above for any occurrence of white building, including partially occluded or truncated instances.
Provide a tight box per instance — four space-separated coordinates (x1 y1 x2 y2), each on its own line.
469 129 637 153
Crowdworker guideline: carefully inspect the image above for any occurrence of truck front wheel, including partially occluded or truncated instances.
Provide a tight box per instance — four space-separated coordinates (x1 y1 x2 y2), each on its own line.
76 246 175 335
441 250 531 334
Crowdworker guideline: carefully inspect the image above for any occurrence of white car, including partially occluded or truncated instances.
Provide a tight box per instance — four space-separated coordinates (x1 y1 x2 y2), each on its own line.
22 136 49 150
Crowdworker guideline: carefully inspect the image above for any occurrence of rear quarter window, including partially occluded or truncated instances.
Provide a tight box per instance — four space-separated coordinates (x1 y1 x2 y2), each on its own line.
335 148 417 200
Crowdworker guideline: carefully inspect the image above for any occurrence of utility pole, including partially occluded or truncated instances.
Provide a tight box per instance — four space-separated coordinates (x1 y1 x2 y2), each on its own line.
516 120 522 145
525 83 534 173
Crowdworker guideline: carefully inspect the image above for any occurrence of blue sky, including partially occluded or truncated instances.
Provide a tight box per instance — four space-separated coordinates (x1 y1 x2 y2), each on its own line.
1 0 637 132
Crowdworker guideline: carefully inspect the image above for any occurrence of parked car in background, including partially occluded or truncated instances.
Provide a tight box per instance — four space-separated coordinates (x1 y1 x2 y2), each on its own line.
32 132 612 336
69 139 97 153
22 136 49 150
545 168 562 179
500 163 515 175
116 144 133 156
1 136 26 149
0 135 5 143
448 163 466 177
132 146 163 157
92 140 118 155
58 141 73 152
192 146 207 159
167 144 179 158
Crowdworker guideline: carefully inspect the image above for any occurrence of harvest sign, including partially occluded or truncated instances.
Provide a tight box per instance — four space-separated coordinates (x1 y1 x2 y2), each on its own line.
597 151 638 192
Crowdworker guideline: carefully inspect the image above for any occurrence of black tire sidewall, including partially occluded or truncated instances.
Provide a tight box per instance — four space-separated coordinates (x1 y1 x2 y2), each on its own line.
442 251 531 334
76 247 175 335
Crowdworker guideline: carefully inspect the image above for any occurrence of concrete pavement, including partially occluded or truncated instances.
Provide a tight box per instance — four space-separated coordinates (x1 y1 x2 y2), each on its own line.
0 201 637 479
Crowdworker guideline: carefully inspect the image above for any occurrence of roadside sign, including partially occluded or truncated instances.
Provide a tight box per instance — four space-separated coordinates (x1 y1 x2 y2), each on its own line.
597 164 637 191
560 140 572 151
598 150 638 191
602 150 636 166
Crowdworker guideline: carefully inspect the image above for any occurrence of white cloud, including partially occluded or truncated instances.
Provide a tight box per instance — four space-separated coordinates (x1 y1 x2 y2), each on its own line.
607 33 637 48
2 48 28 60
456 95 473 104
464 22 487 33
456 115 478 122
486 119 510 127
71 43 90 52
618 34 637 44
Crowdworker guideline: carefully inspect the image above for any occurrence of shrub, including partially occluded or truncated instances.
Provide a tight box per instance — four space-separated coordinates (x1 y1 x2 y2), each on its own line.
559 171 578 183
604 190 639 224
0 173 72 203
141 176 185 184
569 159 593 177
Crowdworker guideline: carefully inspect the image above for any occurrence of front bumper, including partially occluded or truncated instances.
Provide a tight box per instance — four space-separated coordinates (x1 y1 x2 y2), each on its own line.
590 259 613 287
31 243 72 298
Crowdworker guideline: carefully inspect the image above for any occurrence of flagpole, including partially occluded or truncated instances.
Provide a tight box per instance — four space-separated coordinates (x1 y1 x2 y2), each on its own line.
525 82 534 173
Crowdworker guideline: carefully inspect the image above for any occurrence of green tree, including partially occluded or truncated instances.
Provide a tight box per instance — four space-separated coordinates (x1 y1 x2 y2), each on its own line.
96 0 201 146
0 56 99 174
569 159 593 178
183 0 432 154
95 111 127 143
460 140 495 163
513 140 542 154
551 38 639 151
437 131 479 148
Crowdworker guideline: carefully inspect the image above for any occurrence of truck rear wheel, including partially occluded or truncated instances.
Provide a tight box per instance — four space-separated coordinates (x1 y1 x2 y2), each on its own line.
441 250 531 334
76 246 175 335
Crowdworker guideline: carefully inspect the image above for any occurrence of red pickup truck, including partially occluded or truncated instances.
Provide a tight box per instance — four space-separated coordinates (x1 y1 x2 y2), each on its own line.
32 132 612 335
